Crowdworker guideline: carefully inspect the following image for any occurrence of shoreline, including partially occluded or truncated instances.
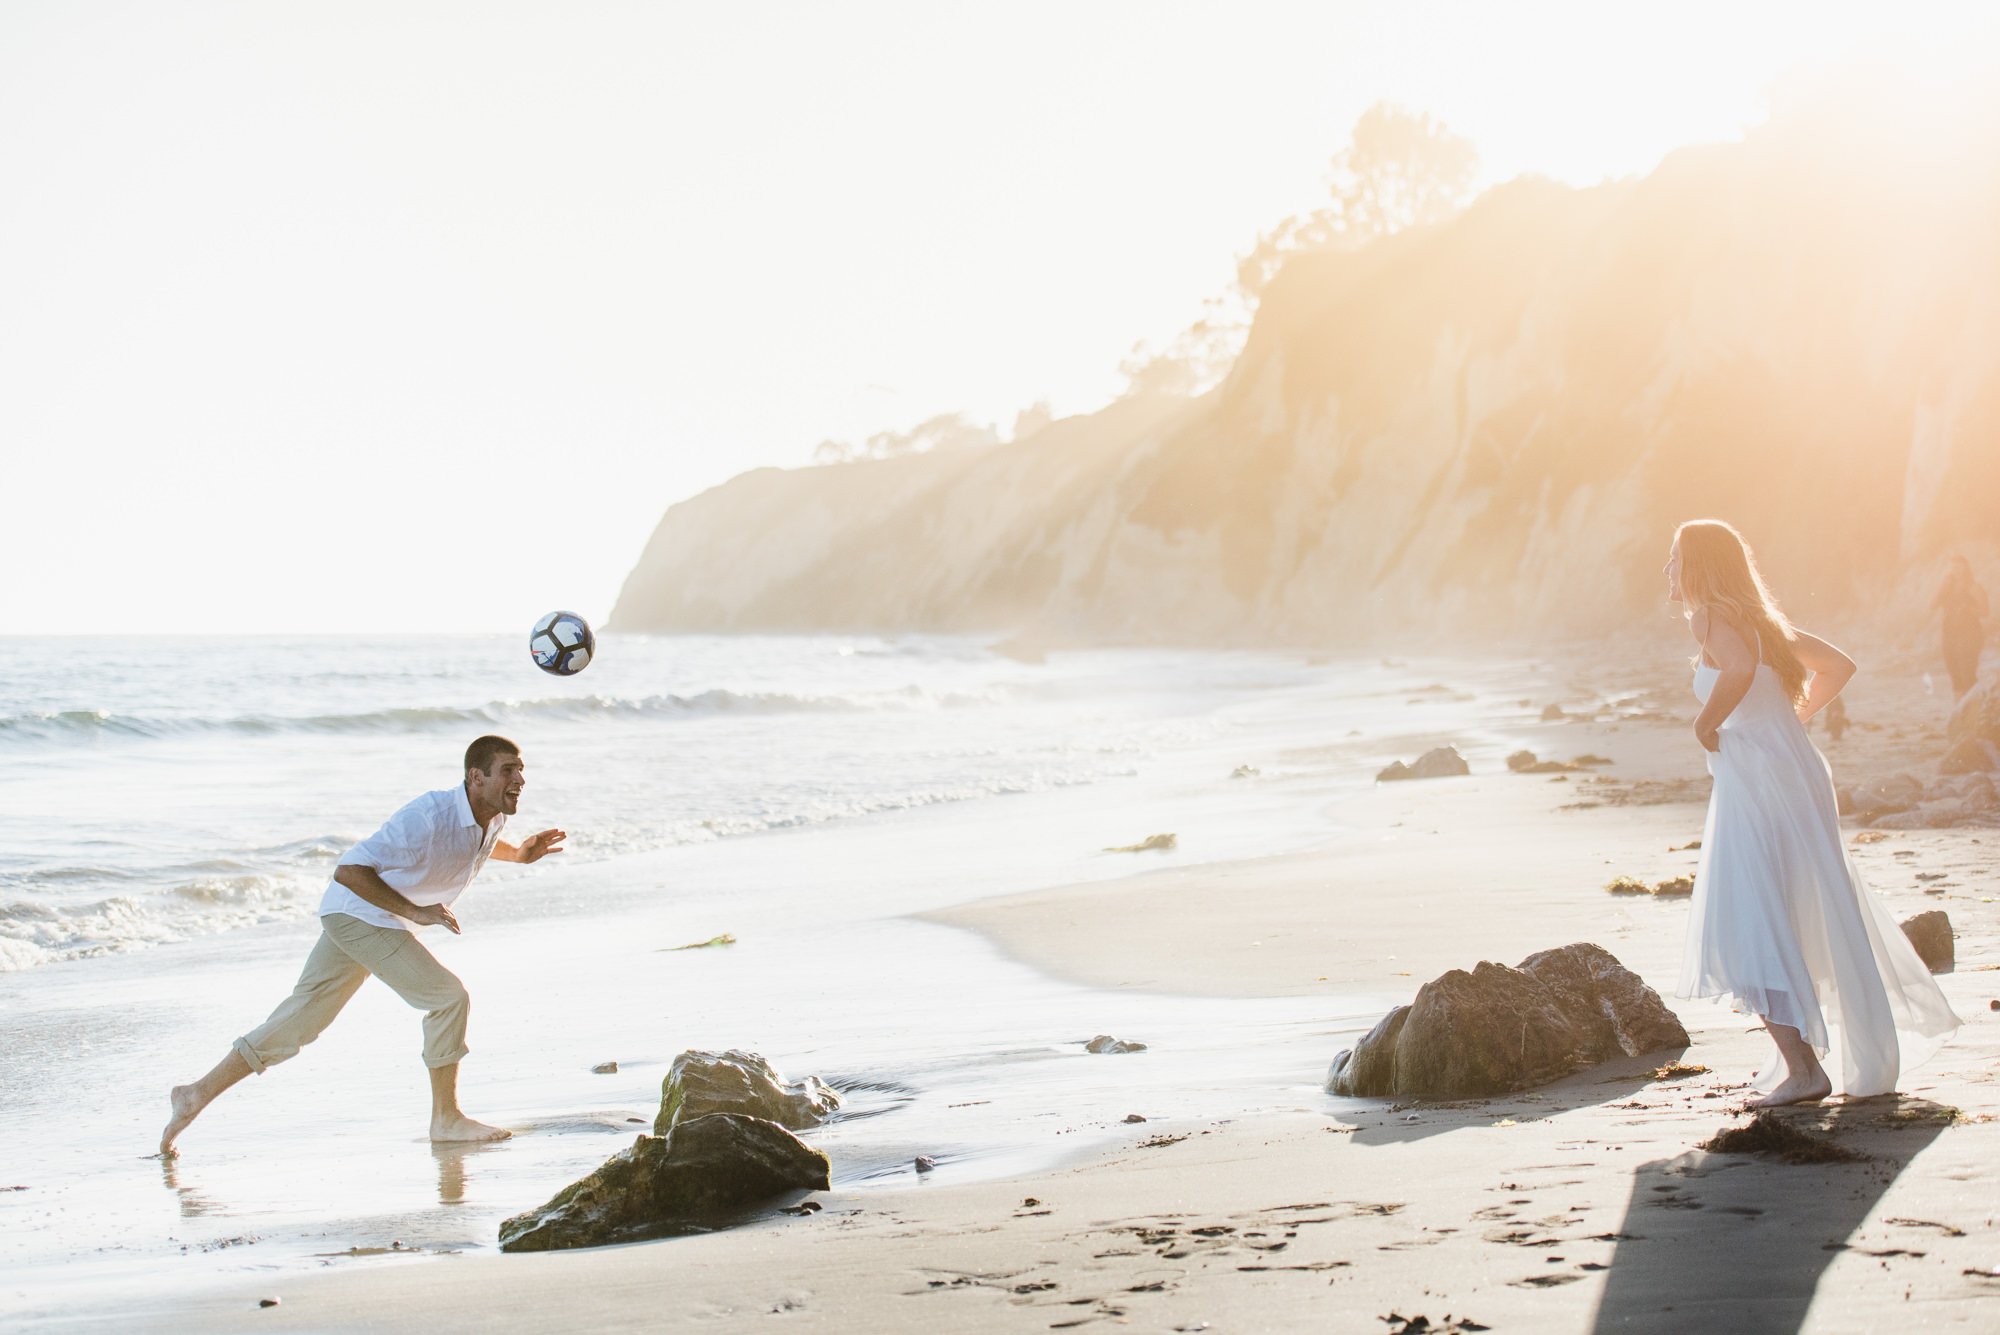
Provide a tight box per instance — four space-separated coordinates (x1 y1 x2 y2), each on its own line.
10 649 1998 1332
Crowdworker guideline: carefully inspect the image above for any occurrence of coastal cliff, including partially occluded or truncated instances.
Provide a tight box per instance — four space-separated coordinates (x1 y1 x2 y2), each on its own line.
611 119 2000 643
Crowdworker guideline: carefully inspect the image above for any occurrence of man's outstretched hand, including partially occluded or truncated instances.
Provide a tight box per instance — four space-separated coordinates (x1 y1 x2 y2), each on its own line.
514 828 567 863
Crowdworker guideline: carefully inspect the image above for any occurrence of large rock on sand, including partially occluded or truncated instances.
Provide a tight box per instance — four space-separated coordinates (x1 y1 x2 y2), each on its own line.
1377 746 1471 782
499 1114 831 1252
1948 677 2000 748
1900 910 1954 973
1847 772 1927 824
1940 736 1999 775
656 1049 841 1137
1326 943 1688 1099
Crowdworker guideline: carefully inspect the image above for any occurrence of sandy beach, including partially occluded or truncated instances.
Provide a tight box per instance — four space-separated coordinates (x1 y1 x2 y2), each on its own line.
12 644 1993 1334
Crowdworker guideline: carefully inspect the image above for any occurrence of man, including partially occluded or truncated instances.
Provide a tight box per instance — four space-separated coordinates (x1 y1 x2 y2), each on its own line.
160 735 565 1156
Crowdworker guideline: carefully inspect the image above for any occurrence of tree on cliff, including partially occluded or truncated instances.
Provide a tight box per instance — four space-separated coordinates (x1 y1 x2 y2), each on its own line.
1010 400 1055 443
1236 102 1479 298
811 411 1000 465
1117 297 1241 397
1119 103 1478 399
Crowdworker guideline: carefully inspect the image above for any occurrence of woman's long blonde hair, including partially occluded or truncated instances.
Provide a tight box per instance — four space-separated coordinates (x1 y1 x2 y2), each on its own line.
1675 519 1809 705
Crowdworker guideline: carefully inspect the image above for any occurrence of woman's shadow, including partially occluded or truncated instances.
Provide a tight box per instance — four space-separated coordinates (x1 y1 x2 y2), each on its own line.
1587 1096 1952 1335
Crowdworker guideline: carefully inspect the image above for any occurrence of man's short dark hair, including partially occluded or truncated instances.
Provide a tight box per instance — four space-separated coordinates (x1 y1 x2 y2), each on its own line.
465 735 521 776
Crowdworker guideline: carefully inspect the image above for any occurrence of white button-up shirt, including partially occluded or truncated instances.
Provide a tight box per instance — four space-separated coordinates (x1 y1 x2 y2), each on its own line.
318 785 505 932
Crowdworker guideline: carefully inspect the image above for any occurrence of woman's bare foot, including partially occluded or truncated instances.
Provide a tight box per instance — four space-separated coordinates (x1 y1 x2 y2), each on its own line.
1748 1070 1832 1108
430 1113 512 1144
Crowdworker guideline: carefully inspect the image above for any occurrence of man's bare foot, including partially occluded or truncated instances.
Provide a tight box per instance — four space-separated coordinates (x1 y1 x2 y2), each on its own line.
161 1084 204 1158
1748 1070 1832 1108
430 1113 512 1144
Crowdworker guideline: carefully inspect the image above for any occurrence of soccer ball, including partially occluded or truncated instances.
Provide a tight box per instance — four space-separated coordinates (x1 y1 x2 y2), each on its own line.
530 611 595 676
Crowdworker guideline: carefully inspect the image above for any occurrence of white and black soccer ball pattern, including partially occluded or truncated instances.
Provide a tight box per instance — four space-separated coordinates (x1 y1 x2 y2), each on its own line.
530 611 595 675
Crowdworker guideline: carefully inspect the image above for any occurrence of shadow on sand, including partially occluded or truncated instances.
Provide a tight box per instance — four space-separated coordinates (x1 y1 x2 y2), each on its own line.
1588 1096 1951 1335
1328 1048 1689 1146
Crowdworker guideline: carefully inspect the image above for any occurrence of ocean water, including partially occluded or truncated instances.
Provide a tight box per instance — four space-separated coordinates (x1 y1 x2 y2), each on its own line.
0 634 1285 972
0 633 1525 1317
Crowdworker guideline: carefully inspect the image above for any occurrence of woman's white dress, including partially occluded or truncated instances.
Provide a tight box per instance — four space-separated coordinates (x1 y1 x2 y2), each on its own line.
1680 651 1959 1096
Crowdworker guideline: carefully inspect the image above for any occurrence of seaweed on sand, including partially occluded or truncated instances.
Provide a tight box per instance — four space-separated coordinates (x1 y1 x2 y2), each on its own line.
1700 1113 1864 1164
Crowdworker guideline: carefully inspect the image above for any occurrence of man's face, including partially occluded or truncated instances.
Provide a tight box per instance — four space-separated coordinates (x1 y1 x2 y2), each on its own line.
467 753 525 816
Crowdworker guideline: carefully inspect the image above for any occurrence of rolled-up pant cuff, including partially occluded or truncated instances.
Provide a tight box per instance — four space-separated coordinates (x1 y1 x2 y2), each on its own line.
232 1035 272 1075
424 1044 470 1070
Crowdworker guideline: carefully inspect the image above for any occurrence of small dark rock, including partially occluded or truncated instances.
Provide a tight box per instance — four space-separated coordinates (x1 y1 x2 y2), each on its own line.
1086 1035 1148 1054
914 1156 937 1174
1900 911 1955 973
592 1061 619 1075
1507 749 1580 774
1122 1113 1147 1124
259 1298 280 1309
655 1049 840 1137
499 1114 830 1252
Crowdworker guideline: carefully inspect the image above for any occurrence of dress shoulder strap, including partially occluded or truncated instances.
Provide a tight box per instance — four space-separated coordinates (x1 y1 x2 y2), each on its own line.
1697 607 1761 667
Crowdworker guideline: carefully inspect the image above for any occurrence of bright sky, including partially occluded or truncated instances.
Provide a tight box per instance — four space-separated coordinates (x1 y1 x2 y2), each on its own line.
2 0 1989 633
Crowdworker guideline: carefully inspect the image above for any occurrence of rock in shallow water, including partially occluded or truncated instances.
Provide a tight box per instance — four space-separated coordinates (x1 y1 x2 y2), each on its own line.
1085 1034 1148 1054
498 1114 831 1252
1326 943 1688 1099
655 1049 841 1137
1104 832 1177 853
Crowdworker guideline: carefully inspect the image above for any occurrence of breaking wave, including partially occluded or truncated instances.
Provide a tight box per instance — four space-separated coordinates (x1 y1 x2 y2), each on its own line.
0 689 896 748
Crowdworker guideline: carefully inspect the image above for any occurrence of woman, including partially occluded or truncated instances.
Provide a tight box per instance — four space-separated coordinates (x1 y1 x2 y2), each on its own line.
1935 556 1988 698
1666 520 1958 1106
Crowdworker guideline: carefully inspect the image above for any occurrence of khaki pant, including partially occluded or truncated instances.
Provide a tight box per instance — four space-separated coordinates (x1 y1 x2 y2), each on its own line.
236 913 471 1073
